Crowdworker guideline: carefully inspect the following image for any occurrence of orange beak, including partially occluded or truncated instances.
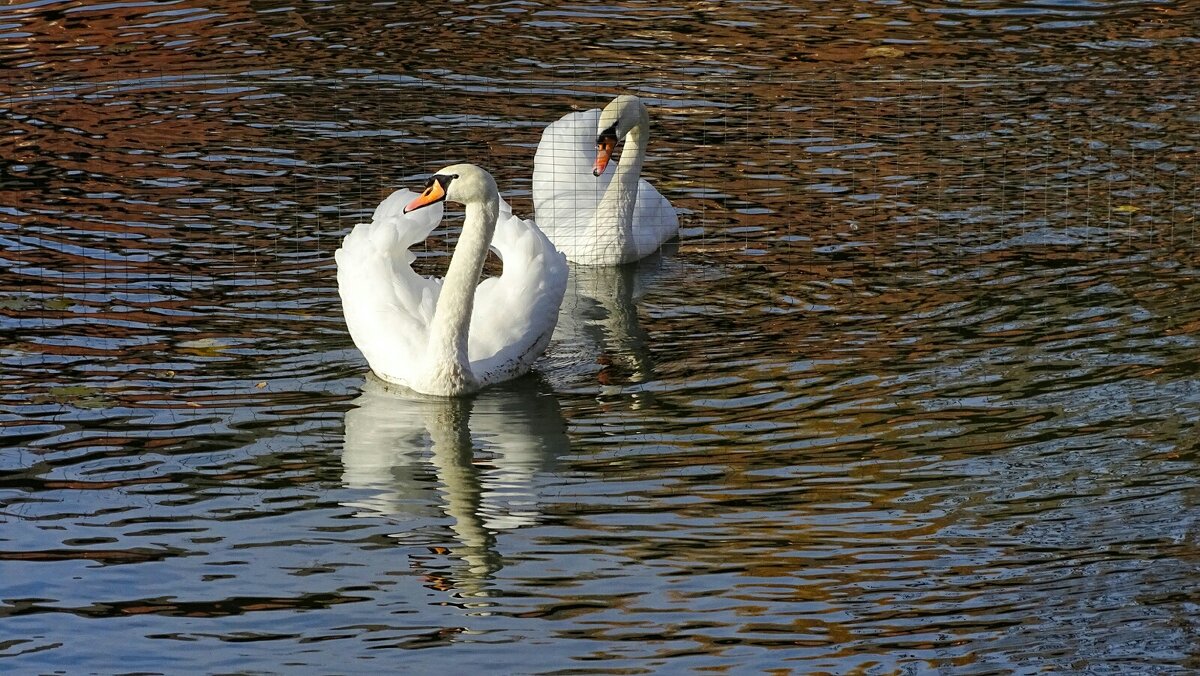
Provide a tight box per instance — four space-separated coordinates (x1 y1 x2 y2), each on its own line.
593 137 616 177
403 178 446 213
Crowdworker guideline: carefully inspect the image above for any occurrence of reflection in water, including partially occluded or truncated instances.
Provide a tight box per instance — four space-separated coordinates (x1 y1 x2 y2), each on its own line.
341 375 567 595
554 244 677 388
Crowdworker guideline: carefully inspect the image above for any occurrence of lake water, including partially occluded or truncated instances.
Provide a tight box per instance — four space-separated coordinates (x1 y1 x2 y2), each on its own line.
2 1 1198 673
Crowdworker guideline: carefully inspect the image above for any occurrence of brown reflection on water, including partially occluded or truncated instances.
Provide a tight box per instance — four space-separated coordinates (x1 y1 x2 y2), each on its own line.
3 1 1194 84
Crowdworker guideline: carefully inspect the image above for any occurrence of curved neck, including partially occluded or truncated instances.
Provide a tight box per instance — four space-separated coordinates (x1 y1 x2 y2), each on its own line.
427 198 498 375
596 110 649 249
615 117 649 186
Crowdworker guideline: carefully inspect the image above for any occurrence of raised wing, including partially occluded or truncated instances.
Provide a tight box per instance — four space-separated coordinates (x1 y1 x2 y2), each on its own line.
468 198 568 386
532 107 611 235
336 189 445 384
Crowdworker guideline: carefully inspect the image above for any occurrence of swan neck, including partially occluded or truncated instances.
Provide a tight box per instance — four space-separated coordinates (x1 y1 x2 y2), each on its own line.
595 112 649 258
616 117 649 180
428 198 498 375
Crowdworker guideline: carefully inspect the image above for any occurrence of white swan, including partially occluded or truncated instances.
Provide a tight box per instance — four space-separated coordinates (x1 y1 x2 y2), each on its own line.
533 94 679 266
335 163 568 396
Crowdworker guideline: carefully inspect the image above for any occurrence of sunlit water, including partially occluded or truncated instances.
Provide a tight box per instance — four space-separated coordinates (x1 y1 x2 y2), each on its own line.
2 1 1199 672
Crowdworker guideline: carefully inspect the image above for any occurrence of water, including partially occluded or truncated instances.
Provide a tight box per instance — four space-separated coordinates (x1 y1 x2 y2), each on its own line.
2 1 1199 672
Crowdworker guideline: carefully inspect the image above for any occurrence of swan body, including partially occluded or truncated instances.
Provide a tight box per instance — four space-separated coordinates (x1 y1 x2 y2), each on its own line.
336 164 568 396
533 95 678 266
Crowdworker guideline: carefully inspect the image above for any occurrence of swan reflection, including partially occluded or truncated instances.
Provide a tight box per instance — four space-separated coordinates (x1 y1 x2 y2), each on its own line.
554 243 677 388
341 375 567 593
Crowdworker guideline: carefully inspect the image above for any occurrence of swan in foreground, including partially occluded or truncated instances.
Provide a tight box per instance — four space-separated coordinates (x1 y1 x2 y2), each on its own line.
336 163 568 396
533 94 678 266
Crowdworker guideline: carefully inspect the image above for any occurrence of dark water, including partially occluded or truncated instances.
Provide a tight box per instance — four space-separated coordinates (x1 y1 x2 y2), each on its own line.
2 1 1199 672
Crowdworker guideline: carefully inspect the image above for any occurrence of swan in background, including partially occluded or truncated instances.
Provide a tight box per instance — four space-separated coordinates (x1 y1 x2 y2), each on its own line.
533 94 678 266
341 375 569 592
336 163 568 396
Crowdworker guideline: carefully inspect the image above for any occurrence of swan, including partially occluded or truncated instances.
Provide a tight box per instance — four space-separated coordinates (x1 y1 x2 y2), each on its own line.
335 163 568 397
533 94 679 266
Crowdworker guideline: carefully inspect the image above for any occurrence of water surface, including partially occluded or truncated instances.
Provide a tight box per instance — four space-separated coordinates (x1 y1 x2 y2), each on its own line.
1 1 1198 672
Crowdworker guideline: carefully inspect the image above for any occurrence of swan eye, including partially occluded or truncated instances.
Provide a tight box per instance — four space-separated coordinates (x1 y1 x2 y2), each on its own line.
596 123 619 146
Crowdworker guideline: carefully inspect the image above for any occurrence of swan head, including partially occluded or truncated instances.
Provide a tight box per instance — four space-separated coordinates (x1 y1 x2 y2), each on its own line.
593 94 647 176
404 163 497 213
